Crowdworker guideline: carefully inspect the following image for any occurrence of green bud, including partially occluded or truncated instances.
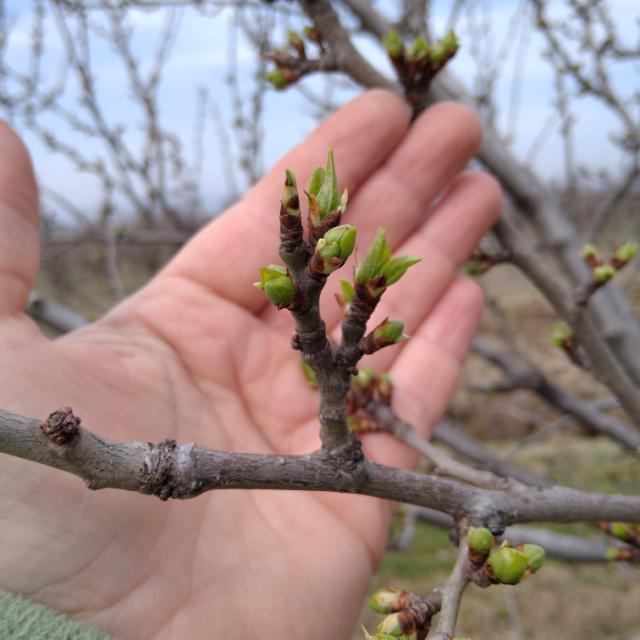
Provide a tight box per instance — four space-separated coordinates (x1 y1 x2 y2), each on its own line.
468 527 494 555
489 545 529 585
383 30 404 58
340 279 355 304
307 150 344 224
356 227 391 285
429 29 459 63
593 263 616 283
615 241 639 263
265 69 287 90
254 265 296 307
282 169 300 217
551 324 573 347
580 243 599 259
610 522 633 541
368 587 406 614
374 319 405 344
407 36 428 61
520 543 545 571
318 224 356 262
381 255 421 285
376 612 405 636
604 546 622 561
353 367 375 388
264 276 295 306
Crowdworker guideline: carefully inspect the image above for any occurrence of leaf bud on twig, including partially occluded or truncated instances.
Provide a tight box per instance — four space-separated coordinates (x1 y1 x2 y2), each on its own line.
368 587 411 614
592 263 616 284
310 224 356 275
254 265 297 308
488 543 529 585
383 30 404 58
361 319 406 354
265 69 289 90
467 526 495 566
307 150 347 228
517 543 546 572
429 29 459 63
580 243 601 269
612 241 639 269
407 36 428 62
376 611 417 638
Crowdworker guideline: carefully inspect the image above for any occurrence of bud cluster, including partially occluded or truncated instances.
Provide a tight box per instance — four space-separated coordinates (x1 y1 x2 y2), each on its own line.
597 521 640 548
363 587 437 640
577 241 639 305
465 247 510 276
265 26 325 90
383 29 459 106
346 369 393 433
550 323 585 368
467 528 545 586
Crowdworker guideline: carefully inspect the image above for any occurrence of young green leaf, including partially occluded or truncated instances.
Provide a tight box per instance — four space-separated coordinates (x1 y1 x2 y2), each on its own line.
381 255 421 285
382 30 403 58
356 227 392 284
339 279 355 303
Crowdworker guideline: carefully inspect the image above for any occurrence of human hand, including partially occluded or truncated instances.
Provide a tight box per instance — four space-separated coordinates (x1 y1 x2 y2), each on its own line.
0 90 500 639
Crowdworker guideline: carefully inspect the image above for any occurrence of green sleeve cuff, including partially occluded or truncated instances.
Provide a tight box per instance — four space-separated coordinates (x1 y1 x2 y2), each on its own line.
0 589 113 639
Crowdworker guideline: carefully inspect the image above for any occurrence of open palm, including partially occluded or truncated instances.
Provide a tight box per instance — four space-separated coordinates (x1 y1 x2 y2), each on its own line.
0 91 500 639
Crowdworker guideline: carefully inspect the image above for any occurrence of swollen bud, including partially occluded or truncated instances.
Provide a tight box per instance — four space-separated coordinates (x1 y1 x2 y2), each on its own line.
368 587 408 614
281 169 300 218
383 30 404 58
376 612 411 638
307 150 346 226
375 319 405 343
429 29 459 63
467 527 494 565
265 69 288 90
407 36 428 61
610 522 634 542
580 243 599 260
614 241 639 266
313 224 356 274
362 319 406 354
489 545 529 585
254 265 296 307
593 263 616 284
519 543 545 572
551 323 573 348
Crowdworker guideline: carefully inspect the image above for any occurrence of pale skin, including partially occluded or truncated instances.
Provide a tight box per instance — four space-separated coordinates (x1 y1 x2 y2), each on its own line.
0 90 501 639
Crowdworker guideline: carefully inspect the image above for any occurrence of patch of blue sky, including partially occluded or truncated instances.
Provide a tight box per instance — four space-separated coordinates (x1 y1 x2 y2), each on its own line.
1 1 637 222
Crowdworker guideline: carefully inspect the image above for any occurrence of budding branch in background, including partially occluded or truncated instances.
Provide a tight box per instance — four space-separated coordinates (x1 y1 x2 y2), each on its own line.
3 146 640 639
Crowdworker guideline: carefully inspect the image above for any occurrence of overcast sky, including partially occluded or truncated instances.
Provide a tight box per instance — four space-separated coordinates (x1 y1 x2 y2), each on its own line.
2 0 638 222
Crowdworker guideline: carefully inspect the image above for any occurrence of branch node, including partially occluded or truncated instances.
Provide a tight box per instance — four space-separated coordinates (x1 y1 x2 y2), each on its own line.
140 438 179 501
40 407 81 446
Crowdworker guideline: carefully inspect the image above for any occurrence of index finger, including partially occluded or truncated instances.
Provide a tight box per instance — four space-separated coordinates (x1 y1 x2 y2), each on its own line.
161 90 411 311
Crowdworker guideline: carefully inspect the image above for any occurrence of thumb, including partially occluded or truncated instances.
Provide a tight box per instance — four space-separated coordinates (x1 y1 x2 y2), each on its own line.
0 120 39 316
